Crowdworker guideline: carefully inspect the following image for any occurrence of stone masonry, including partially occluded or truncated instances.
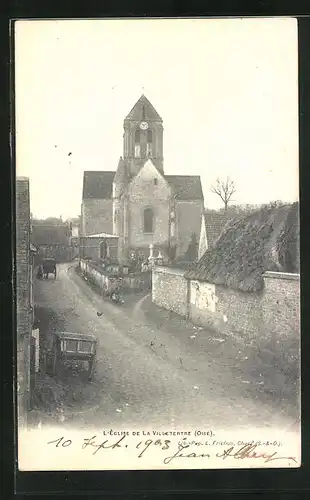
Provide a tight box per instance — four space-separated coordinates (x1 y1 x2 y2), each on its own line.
16 177 32 428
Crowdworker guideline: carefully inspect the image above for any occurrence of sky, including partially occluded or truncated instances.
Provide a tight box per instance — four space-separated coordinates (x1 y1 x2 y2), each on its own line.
15 18 299 219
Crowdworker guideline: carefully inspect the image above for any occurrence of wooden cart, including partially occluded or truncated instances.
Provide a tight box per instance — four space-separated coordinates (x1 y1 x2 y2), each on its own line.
51 331 97 380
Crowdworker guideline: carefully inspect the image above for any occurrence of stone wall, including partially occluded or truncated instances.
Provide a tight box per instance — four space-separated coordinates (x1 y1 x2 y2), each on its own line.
260 271 300 341
189 282 263 341
152 266 188 317
80 259 151 294
152 266 300 345
81 199 113 236
16 177 31 428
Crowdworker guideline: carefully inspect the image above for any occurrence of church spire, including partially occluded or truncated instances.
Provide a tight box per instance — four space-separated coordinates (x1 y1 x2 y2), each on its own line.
125 95 162 122
123 96 164 176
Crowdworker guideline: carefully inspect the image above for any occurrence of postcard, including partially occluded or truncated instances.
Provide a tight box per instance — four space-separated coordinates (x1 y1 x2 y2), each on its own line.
15 17 300 471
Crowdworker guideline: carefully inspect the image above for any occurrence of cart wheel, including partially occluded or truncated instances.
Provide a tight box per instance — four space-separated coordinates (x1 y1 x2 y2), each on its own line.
55 357 62 378
88 360 94 381
52 347 57 376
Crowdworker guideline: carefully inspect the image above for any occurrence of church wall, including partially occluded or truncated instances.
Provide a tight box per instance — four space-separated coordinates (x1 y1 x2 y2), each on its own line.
127 162 171 249
81 199 113 236
175 200 204 258
198 214 208 260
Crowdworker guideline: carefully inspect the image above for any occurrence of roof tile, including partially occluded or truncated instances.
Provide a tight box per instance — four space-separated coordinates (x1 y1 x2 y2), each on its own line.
165 175 203 200
204 211 231 247
83 171 115 199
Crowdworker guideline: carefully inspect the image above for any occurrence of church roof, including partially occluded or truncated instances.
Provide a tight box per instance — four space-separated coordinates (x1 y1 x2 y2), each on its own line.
125 95 162 122
165 175 204 200
83 169 203 202
82 171 115 199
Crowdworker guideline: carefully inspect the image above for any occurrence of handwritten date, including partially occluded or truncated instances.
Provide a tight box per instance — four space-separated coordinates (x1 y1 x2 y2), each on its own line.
47 436 297 465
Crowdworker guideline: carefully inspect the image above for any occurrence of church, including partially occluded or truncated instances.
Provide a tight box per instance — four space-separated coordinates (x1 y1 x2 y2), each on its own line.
81 95 204 264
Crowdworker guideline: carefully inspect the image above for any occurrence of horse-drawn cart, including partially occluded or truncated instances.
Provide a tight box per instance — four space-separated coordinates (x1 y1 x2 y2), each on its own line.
40 258 57 279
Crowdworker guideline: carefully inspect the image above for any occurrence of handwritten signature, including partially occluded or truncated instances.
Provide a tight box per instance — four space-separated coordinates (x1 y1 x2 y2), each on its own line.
216 444 298 464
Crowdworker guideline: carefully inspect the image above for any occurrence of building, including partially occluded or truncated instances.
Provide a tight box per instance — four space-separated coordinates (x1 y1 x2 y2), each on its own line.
79 233 119 262
31 222 73 261
198 210 231 260
16 177 37 428
81 95 204 263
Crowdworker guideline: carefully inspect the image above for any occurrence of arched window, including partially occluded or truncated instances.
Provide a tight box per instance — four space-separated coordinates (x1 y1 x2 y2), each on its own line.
143 208 154 233
135 129 140 143
134 128 141 157
135 144 141 157
146 130 153 155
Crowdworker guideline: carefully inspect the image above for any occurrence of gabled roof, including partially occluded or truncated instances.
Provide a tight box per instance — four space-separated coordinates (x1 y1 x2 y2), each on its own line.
165 175 204 200
83 171 115 199
83 168 203 202
125 95 162 122
203 211 231 247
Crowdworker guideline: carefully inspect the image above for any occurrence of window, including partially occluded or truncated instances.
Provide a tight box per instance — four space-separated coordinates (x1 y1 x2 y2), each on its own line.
153 178 158 185
135 144 141 157
142 105 146 119
78 341 92 353
65 340 78 353
135 129 140 142
143 208 154 233
147 130 152 143
100 240 108 259
147 143 152 156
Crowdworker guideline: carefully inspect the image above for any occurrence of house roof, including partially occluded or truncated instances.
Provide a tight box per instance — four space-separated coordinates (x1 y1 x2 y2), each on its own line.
185 202 299 292
125 95 162 122
82 233 118 239
165 175 204 200
82 171 115 199
203 211 231 247
31 224 71 246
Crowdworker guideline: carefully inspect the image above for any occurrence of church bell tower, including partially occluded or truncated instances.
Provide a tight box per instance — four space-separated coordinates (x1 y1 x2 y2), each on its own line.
123 95 164 177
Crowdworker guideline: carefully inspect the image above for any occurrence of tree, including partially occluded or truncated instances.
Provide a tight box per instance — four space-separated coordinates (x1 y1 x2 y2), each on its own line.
210 177 236 212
